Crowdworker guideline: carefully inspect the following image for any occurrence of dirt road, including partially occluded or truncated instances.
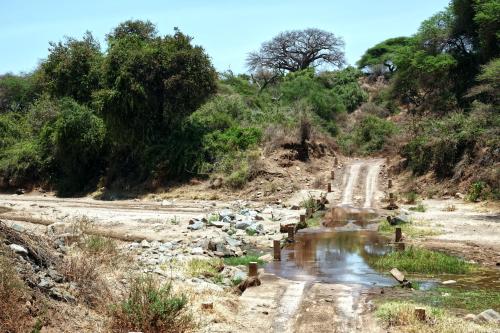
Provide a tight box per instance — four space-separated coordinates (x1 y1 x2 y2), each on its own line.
236 158 388 333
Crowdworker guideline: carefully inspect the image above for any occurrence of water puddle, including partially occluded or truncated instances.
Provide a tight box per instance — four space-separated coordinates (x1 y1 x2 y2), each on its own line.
267 205 396 286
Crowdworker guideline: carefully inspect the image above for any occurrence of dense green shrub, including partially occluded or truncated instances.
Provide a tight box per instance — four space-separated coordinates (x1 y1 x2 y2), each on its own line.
0 140 42 187
40 99 106 195
340 115 397 155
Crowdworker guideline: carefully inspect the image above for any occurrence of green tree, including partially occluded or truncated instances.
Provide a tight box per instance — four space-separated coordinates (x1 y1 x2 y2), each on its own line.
96 23 217 148
40 99 106 195
39 31 102 104
356 37 411 73
0 73 38 112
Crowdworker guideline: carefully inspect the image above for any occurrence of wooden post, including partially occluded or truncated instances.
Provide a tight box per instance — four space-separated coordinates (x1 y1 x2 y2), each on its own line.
273 240 281 261
327 183 332 193
414 307 426 321
287 225 295 241
330 170 335 180
300 214 306 224
248 262 258 277
334 156 338 166
395 227 402 243
388 179 392 189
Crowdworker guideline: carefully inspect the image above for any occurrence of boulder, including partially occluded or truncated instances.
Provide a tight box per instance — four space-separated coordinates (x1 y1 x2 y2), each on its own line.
140 240 151 248
246 223 264 234
476 309 500 324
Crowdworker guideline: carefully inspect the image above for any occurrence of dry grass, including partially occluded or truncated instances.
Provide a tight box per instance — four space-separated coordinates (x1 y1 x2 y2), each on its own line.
58 253 111 308
376 301 496 333
0 250 33 333
110 275 195 333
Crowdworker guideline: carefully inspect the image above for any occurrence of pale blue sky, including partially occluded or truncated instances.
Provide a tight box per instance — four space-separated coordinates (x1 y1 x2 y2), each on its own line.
1 0 450 74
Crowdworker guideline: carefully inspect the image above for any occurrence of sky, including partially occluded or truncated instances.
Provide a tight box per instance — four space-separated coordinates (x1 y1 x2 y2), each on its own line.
0 0 450 75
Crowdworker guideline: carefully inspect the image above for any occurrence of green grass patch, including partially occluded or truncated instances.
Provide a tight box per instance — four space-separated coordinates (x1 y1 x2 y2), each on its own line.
413 287 500 312
81 235 117 255
367 247 474 274
378 219 439 238
224 255 264 266
409 204 426 212
375 301 494 333
306 215 322 227
184 258 223 283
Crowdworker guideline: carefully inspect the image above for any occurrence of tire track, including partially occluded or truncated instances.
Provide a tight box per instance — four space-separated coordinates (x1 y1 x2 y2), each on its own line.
363 161 381 208
341 162 362 205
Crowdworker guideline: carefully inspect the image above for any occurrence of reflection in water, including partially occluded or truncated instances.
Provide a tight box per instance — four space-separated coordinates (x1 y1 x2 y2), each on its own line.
322 205 378 228
266 230 396 286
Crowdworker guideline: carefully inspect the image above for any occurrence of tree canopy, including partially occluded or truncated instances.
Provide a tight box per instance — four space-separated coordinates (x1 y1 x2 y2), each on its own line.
247 28 345 73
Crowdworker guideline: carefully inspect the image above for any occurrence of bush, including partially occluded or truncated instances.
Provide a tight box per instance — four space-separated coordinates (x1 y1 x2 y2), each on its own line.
467 181 486 202
110 276 193 333
40 99 106 195
0 140 42 187
339 115 397 155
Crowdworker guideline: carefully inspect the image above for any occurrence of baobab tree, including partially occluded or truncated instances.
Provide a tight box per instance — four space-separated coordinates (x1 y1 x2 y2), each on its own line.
247 28 346 73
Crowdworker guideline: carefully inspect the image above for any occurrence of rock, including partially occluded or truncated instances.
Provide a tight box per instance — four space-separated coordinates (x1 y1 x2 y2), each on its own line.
235 220 253 230
187 221 204 230
246 223 264 234
258 254 273 262
47 268 63 283
15 188 25 195
390 268 412 288
141 240 151 248
387 215 409 226
11 224 24 232
219 209 234 219
441 280 456 285
38 277 55 289
9 244 28 255
191 247 204 255
50 288 76 302
464 314 476 321
476 309 500 324
189 216 207 224
209 221 228 229
254 215 264 221
290 205 300 210
161 200 173 206
225 236 242 247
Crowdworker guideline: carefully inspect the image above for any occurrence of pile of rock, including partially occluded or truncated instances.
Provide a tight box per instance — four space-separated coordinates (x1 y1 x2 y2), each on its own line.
188 208 265 235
